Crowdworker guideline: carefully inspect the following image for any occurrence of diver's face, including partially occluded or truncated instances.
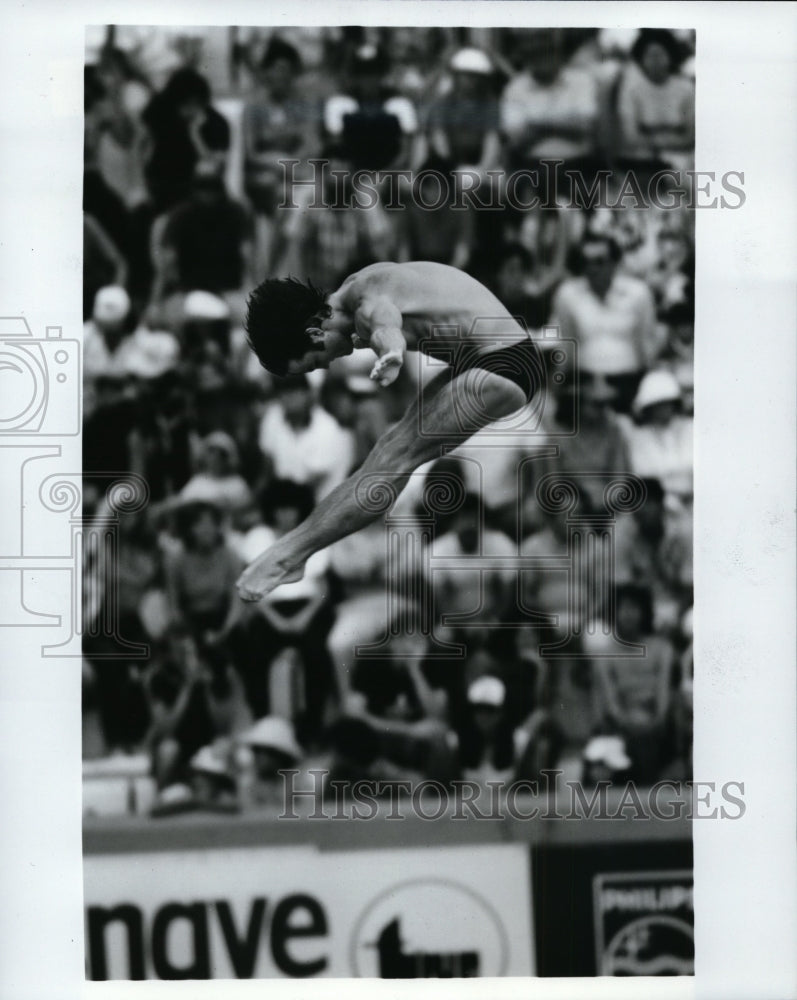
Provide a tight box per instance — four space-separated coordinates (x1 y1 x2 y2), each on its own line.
286 327 353 374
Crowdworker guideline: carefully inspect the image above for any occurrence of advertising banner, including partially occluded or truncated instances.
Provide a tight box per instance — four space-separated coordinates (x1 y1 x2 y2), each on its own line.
592 869 694 975
85 843 534 980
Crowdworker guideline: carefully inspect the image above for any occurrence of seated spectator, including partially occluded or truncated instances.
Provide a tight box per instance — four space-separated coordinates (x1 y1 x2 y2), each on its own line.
425 47 501 173
189 742 239 813
145 647 230 805
323 43 419 172
348 634 458 785
238 715 304 807
551 230 661 412
618 369 693 497
500 28 600 195
258 374 355 501
588 583 675 783
153 159 253 300
164 501 246 682
430 492 516 629
142 67 231 213
457 675 534 787
537 373 631 512
616 29 694 172
180 430 253 516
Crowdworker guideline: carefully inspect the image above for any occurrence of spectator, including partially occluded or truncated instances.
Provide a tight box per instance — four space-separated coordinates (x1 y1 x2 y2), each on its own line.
619 369 693 497
242 38 318 233
551 230 661 412
589 583 675 783
146 650 225 803
189 742 239 812
430 492 516 628
323 44 419 172
238 715 304 807
180 431 253 516
153 159 253 300
258 374 355 501
164 501 246 681
425 48 501 173
396 156 475 270
142 67 231 213
616 29 694 172
457 675 527 786
83 215 128 320
538 373 631 512
92 46 152 209
500 28 600 194
276 146 396 290
348 634 458 785
490 241 560 331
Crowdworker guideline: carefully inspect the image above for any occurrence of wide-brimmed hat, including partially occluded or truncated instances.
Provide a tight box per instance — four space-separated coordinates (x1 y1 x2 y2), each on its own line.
240 716 303 762
632 369 681 415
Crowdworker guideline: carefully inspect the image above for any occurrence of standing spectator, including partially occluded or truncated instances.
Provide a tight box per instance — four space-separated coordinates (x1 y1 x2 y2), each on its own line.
142 67 230 213
258 374 355 501
551 231 660 412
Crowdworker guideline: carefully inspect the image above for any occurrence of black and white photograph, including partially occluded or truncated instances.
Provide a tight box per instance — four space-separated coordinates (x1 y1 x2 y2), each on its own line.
0 4 794 999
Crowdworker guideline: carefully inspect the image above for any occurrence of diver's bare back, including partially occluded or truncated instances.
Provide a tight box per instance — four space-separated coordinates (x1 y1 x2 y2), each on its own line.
330 261 527 356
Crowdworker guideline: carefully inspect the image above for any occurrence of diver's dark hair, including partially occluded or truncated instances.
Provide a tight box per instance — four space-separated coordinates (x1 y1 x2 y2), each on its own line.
245 277 329 377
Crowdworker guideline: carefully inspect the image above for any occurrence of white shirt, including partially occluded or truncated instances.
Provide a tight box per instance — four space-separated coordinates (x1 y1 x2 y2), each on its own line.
551 274 659 375
617 414 693 497
258 404 355 500
500 67 599 160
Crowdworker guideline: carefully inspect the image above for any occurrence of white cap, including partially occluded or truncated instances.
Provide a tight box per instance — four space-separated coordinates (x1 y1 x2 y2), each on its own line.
240 716 303 761
183 290 230 322
467 675 506 708
450 47 493 75
632 369 681 415
93 285 131 324
583 735 631 770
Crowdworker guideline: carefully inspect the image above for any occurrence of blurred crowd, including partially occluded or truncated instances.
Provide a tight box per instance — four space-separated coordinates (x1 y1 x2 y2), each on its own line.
82 26 694 817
